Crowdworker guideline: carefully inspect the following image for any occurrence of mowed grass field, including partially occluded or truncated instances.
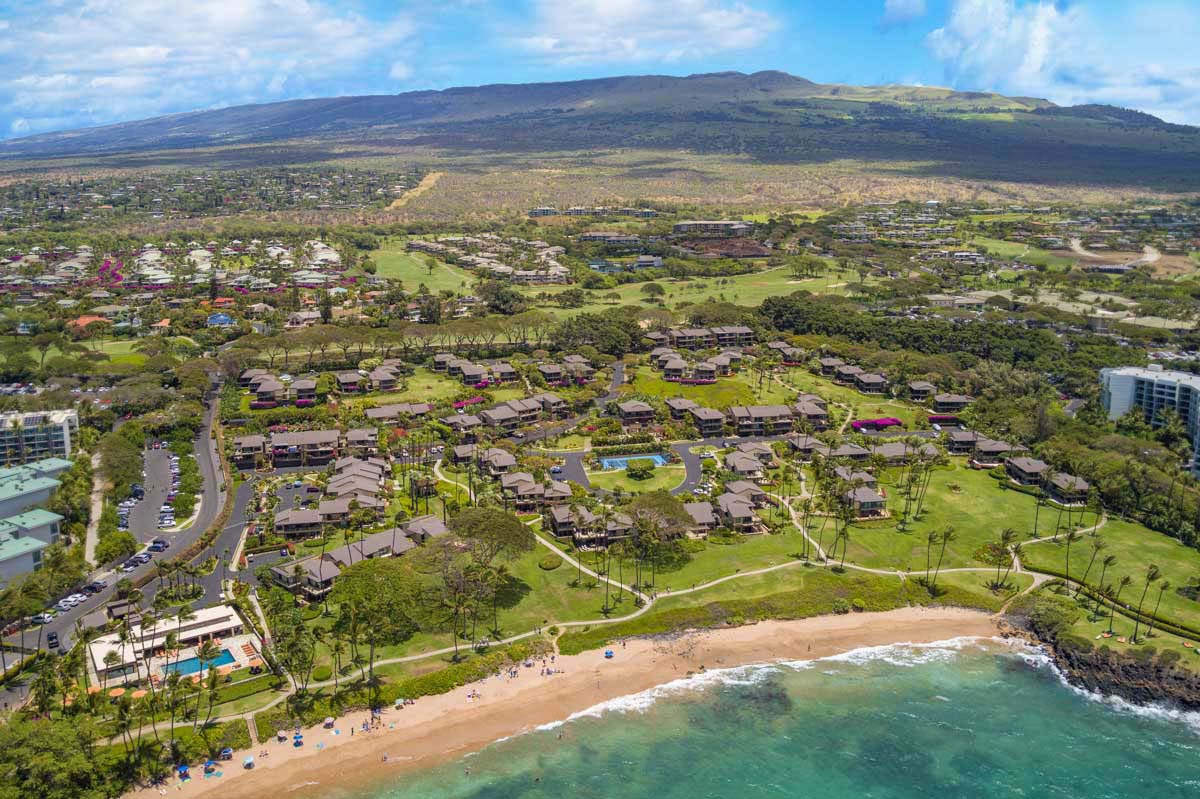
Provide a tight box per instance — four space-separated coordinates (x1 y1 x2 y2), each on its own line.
374 238 476 293
778 368 927 428
971 237 1077 270
834 464 1101 573
622 371 794 409
337 367 471 408
1022 517 1200 635
586 464 687 494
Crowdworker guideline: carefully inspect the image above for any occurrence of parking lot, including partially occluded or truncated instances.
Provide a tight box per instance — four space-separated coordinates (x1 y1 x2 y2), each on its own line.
120 445 181 542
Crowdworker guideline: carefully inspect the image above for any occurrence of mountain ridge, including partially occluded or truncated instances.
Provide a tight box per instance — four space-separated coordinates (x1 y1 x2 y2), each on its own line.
2 71 1197 192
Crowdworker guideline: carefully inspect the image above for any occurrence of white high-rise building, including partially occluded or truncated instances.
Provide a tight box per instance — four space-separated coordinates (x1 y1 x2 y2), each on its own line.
1100 365 1200 472
0 409 79 466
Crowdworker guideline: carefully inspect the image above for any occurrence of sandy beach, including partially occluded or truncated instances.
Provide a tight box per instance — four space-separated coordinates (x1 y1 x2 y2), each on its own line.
131 607 1001 799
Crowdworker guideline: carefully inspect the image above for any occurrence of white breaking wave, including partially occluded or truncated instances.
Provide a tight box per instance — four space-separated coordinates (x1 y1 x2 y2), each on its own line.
1011 639 1200 736
531 635 1200 739
534 662 778 731
537 636 998 732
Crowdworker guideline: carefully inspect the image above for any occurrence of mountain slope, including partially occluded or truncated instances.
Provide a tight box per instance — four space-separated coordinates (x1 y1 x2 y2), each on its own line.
3 71 1198 190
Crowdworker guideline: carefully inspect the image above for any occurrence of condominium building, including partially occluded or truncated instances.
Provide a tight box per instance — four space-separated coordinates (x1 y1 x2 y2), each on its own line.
1101 365 1200 472
0 409 79 465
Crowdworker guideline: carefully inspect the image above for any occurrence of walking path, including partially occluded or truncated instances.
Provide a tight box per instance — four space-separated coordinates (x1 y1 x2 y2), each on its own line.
83 451 103 565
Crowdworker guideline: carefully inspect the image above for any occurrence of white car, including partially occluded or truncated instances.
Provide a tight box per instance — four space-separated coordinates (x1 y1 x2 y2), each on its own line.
68 593 88 604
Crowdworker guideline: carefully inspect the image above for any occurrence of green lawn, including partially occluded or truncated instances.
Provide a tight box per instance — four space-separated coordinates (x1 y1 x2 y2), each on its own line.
622 370 793 409
652 530 807 589
374 238 477 293
836 464 1091 572
340 367 469 408
971 237 1076 270
558 566 1031 654
777 369 927 428
306 545 610 670
1022 518 1200 635
587 464 686 494
533 433 591 452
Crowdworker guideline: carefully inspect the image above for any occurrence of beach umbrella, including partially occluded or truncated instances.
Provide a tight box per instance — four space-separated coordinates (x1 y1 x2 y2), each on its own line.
87 686 102 695
108 687 126 698
248 658 263 668
131 689 148 699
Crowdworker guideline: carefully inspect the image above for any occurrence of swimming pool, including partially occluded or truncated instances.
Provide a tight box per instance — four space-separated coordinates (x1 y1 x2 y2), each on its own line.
164 648 236 677
598 454 669 470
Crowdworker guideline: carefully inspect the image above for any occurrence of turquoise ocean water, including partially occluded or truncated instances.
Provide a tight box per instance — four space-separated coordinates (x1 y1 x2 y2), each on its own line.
342 639 1200 799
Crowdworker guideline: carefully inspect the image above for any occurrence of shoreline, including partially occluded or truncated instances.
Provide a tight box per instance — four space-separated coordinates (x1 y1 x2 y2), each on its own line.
129 608 1000 799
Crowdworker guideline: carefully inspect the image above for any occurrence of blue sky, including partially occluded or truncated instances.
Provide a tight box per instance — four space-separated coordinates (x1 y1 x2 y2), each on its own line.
1 0 1197 139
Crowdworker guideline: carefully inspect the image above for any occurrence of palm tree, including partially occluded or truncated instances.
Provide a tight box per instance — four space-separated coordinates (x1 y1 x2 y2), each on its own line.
330 633 346 695
924 530 939 584
930 526 956 590
1075 538 1107 598
1108 575 1133 635
992 527 1018 589
201 667 220 730
192 639 220 724
1096 554 1118 599
1062 529 1083 589
1145 580 1172 640
102 651 120 690
1131 565 1161 643
1031 490 1044 538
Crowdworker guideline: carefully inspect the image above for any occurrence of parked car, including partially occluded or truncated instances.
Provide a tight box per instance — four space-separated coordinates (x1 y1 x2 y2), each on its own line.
46 632 59 649
31 612 55 625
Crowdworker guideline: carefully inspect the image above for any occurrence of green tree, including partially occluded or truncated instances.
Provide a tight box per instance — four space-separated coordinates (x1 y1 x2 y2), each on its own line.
1131 564 1161 643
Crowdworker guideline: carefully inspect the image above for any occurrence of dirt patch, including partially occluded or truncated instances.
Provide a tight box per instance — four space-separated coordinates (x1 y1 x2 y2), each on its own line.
1152 255 1200 278
388 171 445 209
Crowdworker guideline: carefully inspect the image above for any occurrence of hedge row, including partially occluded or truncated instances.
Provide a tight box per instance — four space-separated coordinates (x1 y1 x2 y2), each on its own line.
590 442 669 457
557 569 1015 655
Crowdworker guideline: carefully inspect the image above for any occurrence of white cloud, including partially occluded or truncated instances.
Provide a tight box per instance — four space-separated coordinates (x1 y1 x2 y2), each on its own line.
518 0 776 64
389 61 413 81
927 0 1200 125
881 0 927 27
0 0 418 137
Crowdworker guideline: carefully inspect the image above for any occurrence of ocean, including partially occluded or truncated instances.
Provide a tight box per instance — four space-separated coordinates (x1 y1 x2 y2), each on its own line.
346 639 1200 798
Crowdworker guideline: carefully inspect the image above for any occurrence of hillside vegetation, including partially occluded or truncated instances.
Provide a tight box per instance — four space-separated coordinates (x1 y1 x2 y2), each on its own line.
4 71 1199 193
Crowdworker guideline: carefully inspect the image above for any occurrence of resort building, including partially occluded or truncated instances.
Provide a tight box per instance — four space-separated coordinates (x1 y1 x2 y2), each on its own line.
1101 365 1200 473
88 604 256 683
0 409 79 465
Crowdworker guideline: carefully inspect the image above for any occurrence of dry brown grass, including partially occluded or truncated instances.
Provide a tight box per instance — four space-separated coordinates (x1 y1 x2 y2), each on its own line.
388 171 444 209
